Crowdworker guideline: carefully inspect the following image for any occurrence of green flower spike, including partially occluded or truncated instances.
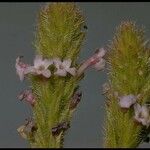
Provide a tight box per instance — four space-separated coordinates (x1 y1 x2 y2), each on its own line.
104 21 150 148
16 3 86 148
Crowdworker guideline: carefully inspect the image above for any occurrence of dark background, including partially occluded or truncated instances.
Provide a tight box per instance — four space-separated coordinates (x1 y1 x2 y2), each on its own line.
0 2 150 148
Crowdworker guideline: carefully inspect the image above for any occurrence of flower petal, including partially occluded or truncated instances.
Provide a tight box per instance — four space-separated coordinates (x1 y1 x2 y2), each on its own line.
53 57 62 69
24 66 36 74
93 58 105 71
34 55 43 67
19 90 36 106
141 105 149 119
18 71 25 81
96 48 106 58
62 59 71 68
54 69 67 76
119 94 137 108
134 103 141 117
42 69 51 78
43 59 53 69
15 56 27 81
16 57 20 65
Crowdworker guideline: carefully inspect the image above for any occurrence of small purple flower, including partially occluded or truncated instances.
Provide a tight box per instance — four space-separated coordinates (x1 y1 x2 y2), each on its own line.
53 58 76 76
134 103 150 127
15 56 29 81
17 90 36 106
26 55 53 78
118 94 137 109
77 48 106 76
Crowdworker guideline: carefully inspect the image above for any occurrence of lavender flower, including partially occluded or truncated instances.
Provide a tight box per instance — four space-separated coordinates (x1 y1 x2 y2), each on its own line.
134 104 150 127
118 94 137 109
15 56 29 81
77 48 106 76
26 55 53 78
53 58 76 76
17 90 36 106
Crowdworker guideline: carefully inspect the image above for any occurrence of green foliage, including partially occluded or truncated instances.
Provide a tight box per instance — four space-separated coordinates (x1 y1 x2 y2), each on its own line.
104 21 150 148
25 3 86 148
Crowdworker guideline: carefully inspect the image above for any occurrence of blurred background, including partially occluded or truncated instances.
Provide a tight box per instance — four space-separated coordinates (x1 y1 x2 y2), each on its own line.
0 2 150 148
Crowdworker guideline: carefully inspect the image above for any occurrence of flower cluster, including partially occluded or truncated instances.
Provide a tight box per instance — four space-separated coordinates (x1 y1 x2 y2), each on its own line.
16 55 79 108
15 55 77 81
15 48 106 107
118 94 150 127
16 48 106 81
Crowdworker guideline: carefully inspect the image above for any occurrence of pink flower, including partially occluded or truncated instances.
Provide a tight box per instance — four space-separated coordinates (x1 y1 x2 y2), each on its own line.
17 90 36 106
118 94 137 109
53 58 76 76
77 48 106 76
15 56 29 81
26 55 53 78
134 104 150 127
